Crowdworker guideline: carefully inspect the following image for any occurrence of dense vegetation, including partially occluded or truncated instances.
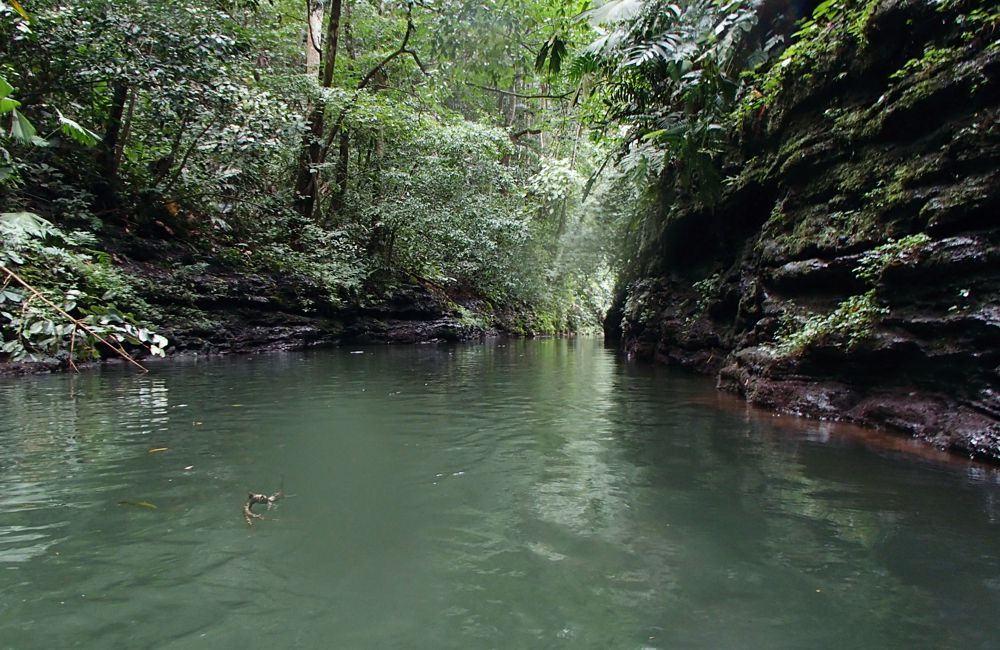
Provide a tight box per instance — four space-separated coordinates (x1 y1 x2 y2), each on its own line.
0 0 619 363
2 0 994 367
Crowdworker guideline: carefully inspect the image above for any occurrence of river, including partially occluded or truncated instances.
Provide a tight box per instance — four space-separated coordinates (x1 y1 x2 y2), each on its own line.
1 339 999 648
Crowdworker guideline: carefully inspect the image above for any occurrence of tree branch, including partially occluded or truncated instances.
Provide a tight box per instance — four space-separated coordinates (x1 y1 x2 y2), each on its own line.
357 7 426 90
161 115 220 195
510 128 542 141
465 83 572 101
321 5 428 161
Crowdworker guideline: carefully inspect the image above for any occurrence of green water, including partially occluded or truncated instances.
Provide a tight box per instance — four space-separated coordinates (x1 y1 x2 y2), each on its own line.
1 340 999 649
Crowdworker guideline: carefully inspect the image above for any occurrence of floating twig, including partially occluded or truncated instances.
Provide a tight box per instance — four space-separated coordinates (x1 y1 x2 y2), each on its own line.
243 488 284 527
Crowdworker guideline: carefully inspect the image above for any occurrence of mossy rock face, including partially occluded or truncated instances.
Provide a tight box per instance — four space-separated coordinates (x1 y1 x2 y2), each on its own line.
613 0 1000 461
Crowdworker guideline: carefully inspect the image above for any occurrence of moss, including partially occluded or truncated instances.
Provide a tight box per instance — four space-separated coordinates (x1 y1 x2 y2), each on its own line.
775 129 823 168
758 200 888 262
729 156 768 190
920 173 995 229
734 0 875 129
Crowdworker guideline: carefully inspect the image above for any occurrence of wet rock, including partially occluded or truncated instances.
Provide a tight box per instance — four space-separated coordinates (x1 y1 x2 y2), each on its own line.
611 0 1000 462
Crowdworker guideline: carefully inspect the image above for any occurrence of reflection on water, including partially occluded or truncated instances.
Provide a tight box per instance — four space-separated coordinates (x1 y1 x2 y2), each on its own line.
1 340 999 649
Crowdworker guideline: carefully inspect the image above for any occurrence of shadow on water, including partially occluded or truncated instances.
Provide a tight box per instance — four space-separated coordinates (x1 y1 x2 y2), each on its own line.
1 340 998 649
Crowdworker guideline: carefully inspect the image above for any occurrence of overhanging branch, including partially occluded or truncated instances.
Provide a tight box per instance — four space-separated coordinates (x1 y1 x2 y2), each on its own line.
465 83 572 101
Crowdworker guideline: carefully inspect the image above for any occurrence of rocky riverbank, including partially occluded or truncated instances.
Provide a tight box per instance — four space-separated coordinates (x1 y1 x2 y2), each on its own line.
0 238 517 377
607 0 1000 461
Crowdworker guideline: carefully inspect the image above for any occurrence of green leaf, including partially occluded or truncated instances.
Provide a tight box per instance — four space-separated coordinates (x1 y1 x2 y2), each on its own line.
56 110 100 146
0 76 12 101
1 211 56 238
10 109 36 142
535 40 551 73
0 97 20 114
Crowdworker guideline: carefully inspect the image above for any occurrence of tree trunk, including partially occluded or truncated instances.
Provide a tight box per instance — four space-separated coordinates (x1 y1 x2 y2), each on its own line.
331 131 349 214
305 2 323 74
293 0 344 219
330 0 355 216
94 81 129 210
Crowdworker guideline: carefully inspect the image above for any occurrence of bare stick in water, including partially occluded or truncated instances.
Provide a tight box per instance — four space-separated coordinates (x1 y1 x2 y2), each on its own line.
243 487 284 527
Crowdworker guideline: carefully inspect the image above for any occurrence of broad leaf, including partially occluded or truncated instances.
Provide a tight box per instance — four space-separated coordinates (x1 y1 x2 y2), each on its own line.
56 110 100 146
0 211 57 239
9 109 36 142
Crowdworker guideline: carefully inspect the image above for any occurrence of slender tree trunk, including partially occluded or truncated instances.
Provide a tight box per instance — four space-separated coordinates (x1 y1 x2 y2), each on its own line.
305 1 323 74
293 0 344 219
570 121 582 167
506 73 520 127
319 0 343 89
331 0 355 215
114 88 137 174
332 131 349 213
94 81 129 210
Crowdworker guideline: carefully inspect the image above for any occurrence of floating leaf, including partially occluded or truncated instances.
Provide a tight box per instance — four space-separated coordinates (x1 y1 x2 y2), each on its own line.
118 500 157 509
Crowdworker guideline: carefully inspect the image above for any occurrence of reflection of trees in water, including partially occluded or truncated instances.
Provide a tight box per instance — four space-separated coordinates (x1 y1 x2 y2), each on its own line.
423 340 680 643
600 362 961 645
0 373 176 563
522 339 625 537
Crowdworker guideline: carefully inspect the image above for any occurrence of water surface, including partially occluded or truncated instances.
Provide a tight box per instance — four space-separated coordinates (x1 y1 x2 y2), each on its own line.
1 340 999 648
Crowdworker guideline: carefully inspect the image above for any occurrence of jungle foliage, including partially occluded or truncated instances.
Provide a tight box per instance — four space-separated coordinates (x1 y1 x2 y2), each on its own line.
6 0 956 364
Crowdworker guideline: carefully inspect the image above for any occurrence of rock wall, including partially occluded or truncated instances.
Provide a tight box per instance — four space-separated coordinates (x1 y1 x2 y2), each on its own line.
102 238 495 357
609 0 1000 461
